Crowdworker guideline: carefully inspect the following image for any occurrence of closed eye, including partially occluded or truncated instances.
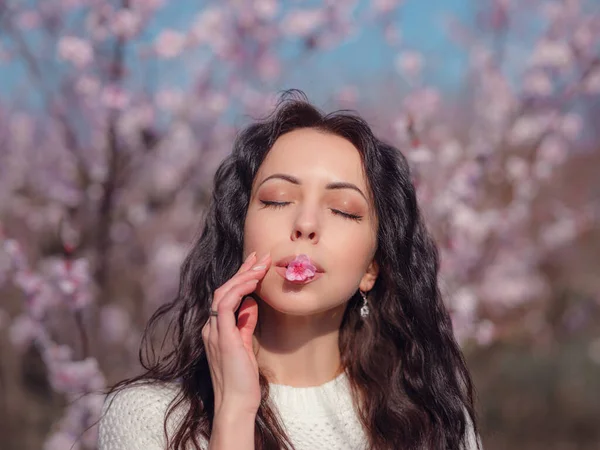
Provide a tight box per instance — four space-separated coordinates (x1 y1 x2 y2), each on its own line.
259 200 363 222
260 200 290 209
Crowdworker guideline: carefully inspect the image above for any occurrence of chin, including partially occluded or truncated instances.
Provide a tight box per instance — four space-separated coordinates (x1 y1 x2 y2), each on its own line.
256 288 346 320
254 281 321 315
259 291 321 315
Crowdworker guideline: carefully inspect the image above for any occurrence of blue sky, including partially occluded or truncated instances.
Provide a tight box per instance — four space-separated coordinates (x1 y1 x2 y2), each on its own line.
0 0 472 105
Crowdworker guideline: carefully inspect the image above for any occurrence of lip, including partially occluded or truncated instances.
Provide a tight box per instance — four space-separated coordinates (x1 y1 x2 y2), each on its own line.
275 266 324 284
274 254 325 273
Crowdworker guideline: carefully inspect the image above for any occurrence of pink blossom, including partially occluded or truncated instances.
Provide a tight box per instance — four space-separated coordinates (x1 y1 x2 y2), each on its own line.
257 54 281 80
475 320 496 346
3 238 27 270
408 146 433 163
395 51 424 79
584 69 600 94
373 0 403 14
540 218 577 250
8 314 42 350
99 304 131 343
384 24 402 45
130 0 165 13
255 0 279 20
285 254 317 281
111 9 141 39
190 8 227 48
155 30 186 59
523 71 553 96
530 40 572 69
281 9 325 37
101 85 130 109
49 357 105 394
14 270 43 296
507 115 547 146
57 36 93 68
42 344 74 365
336 86 359 105
17 11 40 29
560 113 583 140
402 88 441 123
75 76 100 96
505 156 529 181
538 135 567 165
156 88 185 112
48 258 91 286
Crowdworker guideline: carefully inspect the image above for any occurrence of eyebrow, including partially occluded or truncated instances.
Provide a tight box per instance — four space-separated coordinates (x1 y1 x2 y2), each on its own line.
258 173 367 201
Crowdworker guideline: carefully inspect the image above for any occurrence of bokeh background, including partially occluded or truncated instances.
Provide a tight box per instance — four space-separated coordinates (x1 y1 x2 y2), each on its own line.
1 1 599 449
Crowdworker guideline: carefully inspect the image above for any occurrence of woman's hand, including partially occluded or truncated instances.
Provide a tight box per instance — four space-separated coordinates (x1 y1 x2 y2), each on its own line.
201 251 271 418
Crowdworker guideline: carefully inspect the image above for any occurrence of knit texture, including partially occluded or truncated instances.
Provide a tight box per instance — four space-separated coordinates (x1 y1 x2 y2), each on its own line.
98 372 480 450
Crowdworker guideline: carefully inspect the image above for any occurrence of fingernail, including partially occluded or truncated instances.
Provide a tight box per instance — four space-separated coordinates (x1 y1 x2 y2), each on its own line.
252 264 267 271
245 251 257 263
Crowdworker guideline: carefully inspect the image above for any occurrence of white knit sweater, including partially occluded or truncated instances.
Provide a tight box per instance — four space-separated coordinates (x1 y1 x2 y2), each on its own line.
98 372 480 450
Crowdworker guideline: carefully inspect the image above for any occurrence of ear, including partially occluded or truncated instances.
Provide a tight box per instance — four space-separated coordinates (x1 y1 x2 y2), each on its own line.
359 258 379 292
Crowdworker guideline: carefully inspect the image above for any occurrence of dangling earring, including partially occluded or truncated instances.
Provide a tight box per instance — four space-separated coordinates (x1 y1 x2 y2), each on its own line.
359 290 370 318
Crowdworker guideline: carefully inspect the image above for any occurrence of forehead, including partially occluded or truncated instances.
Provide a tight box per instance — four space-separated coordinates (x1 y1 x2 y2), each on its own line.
255 128 366 187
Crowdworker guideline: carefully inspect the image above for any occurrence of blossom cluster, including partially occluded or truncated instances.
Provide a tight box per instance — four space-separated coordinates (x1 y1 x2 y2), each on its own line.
0 1 598 448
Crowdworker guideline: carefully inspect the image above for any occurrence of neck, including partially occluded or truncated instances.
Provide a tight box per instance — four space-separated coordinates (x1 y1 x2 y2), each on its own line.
253 300 346 387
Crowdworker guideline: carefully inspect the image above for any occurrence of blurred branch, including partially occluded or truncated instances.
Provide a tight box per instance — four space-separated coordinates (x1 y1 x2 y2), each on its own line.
94 0 130 299
0 8 88 182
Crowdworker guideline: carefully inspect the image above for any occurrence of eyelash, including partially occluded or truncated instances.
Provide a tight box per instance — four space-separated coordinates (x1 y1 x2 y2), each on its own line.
260 200 363 222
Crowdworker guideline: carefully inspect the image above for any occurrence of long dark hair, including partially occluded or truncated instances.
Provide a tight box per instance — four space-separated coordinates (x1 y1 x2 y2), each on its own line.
104 90 479 449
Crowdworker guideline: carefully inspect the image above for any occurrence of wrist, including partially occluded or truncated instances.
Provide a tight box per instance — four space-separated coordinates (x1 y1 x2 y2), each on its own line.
211 408 256 450
214 407 257 427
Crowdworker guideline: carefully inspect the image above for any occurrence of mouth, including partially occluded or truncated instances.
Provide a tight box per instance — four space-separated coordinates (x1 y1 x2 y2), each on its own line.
274 254 325 285
274 266 325 284
274 255 325 273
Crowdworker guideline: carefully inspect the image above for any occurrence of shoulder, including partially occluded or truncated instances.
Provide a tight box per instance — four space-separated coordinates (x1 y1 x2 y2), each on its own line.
98 380 188 450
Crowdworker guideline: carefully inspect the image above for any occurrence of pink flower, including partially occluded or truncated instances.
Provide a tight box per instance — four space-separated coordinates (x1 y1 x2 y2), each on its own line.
155 30 186 59
57 36 93 68
285 254 317 281
102 85 130 110
112 9 141 39
395 51 424 79
8 315 42 350
281 9 325 37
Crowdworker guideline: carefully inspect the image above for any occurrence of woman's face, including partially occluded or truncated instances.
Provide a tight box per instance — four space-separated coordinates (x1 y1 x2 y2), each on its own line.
243 128 379 317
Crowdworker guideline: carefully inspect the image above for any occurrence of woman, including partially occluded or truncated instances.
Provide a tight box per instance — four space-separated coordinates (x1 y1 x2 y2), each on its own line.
98 90 481 450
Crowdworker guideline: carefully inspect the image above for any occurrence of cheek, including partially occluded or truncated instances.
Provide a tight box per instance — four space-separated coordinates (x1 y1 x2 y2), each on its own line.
243 210 281 252
331 230 376 272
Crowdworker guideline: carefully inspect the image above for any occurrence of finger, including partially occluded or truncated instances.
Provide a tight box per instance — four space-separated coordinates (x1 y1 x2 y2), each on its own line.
202 322 218 381
210 254 271 313
208 252 259 310
220 252 259 292
207 255 263 348
237 296 258 356
236 251 258 275
216 279 259 341
201 320 210 343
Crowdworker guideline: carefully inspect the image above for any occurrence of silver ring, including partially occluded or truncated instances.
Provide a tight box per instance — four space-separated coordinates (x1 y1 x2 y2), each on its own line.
209 310 218 317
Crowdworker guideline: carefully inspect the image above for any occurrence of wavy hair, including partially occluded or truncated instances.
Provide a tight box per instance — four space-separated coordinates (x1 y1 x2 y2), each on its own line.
104 90 479 450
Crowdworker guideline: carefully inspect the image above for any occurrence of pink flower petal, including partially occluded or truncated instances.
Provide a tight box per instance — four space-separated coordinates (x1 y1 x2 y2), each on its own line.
285 254 317 281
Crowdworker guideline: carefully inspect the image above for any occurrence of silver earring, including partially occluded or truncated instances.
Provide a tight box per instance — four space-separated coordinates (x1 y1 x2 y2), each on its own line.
359 290 370 318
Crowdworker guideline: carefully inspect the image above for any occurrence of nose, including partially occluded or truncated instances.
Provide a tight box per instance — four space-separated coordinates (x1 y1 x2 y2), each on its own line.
291 207 320 244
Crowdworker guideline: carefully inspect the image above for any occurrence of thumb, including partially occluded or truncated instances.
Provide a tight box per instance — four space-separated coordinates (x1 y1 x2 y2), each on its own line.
237 296 258 356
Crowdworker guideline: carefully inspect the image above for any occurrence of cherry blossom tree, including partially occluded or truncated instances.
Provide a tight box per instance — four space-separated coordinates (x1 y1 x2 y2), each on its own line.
0 0 598 448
